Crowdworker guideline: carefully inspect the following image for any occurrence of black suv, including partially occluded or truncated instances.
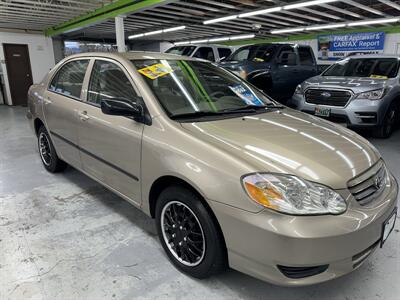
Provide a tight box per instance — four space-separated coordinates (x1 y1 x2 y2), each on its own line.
220 43 318 102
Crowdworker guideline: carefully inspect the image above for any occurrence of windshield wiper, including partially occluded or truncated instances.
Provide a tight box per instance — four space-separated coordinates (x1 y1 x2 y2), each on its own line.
170 111 223 120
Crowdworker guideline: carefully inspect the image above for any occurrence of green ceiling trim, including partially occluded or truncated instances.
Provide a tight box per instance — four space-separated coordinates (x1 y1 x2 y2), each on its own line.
45 0 168 37
222 25 400 46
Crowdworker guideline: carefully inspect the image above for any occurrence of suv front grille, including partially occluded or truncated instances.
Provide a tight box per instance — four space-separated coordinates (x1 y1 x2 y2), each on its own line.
305 89 352 107
348 161 387 206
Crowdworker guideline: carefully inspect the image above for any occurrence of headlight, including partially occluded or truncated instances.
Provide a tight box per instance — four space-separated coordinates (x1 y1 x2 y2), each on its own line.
357 88 385 100
294 84 303 95
242 173 347 215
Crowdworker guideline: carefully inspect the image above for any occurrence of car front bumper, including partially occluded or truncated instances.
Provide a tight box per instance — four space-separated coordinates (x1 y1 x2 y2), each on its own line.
290 94 390 128
208 174 398 286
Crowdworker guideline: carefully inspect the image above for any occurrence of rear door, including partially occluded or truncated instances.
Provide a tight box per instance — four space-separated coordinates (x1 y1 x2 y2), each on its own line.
192 47 216 62
43 59 90 169
77 58 144 205
273 45 299 99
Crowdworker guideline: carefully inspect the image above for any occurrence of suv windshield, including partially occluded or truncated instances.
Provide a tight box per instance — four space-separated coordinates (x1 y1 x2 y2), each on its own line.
323 58 400 78
226 45 277 62
165 46 196 56
132 59 276 120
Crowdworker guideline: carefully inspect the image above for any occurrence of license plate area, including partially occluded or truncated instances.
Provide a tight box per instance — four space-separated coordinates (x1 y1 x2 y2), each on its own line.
315 106 331 117
381 208 397 247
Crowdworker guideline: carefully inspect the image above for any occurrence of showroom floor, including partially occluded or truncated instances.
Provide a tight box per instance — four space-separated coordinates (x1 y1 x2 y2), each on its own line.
0 105 399 300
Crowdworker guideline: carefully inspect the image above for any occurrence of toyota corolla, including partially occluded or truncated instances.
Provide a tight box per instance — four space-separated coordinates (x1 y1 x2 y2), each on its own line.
27 52 398 286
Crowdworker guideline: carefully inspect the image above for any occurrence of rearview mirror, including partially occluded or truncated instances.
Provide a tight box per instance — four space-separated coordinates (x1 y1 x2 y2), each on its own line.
101 97 143 119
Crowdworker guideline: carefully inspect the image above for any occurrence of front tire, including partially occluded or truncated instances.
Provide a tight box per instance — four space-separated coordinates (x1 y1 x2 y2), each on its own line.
155 186 227 279
373 102 398 139
37 126 67 172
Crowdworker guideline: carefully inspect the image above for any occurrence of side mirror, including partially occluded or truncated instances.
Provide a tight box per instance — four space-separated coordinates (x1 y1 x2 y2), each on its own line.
278 52 297 66
101 97 143 119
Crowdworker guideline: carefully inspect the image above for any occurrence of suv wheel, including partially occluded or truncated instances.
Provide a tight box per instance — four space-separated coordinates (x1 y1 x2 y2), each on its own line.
38 126 67 172
373 102 398 139
155 186 227 278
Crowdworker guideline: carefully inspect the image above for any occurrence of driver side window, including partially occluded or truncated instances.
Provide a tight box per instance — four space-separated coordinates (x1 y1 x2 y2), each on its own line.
87 60 138 106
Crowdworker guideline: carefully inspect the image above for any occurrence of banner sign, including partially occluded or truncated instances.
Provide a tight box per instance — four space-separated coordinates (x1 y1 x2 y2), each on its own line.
318 32 385 61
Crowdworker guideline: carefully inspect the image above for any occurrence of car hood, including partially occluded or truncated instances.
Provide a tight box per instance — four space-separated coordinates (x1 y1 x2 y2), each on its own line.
181 109 380 189
304 76 388 93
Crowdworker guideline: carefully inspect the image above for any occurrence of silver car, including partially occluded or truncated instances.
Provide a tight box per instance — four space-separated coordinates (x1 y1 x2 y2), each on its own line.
291 55 400 138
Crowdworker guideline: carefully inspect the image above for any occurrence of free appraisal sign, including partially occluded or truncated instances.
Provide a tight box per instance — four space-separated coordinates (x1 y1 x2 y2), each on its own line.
318 32 385 61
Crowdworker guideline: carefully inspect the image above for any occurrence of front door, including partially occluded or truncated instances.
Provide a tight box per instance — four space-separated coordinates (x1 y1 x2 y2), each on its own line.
44 59 90 169
3 44 33 106
78 59 144 205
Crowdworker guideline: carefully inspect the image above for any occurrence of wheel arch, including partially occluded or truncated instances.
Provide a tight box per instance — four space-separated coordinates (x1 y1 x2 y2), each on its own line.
34 118 45 136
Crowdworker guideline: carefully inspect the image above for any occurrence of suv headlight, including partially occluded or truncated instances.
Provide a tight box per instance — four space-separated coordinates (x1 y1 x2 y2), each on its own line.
294 84 303 95
242 173 347 215
357 88 385 100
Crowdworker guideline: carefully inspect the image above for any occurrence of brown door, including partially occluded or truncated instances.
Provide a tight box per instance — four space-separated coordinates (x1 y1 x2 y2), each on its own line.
3 44 33 106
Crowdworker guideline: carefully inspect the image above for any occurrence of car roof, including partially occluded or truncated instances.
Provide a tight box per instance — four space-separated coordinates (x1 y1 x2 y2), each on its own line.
62 51 203 61
342 54 400 60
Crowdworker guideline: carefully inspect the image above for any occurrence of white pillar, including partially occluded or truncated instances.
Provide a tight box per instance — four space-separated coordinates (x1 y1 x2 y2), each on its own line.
115 16 126 52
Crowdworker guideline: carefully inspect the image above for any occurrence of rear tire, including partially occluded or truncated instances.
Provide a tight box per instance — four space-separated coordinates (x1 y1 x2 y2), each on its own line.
373 102 398 138
155 186 227 279
37 126 67 173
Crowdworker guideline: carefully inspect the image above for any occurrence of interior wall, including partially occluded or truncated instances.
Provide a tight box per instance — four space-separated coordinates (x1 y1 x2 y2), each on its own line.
0 32 55 105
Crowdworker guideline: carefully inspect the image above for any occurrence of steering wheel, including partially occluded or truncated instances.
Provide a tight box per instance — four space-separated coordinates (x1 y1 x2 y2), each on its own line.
209 91 225 99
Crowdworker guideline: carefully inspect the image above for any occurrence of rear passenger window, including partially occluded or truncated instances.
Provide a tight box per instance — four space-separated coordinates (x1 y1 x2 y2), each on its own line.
49 60 89 99
298 47 314 65
87 60 138 106
193 47 215 62
217 48 232 60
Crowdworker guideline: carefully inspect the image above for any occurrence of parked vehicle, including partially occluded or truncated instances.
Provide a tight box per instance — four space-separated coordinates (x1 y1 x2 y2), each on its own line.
290 55 400 138
27 52 397 286
220 43 318 102
165 44 233 62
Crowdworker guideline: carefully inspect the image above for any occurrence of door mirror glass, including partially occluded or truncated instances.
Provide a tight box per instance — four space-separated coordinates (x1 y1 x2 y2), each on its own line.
278 52 297 66
101 97 143 118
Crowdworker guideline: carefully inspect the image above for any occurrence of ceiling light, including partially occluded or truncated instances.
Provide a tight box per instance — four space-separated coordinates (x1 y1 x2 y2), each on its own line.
208 37 230 42
284 0 338 10
144 30 163 36
203 15 238 24
348 18 399 26
128 33 144 39
174 41 190 45
271 28 305 34
190 39 208 44
306 23 346 30
128 26 186 39
239 7 282 18
164 26 186 32
229 34 255 40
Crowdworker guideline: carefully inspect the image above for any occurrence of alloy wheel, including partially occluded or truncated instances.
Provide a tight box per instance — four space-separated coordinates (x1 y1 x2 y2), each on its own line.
161 201 206 266
39 132 52 166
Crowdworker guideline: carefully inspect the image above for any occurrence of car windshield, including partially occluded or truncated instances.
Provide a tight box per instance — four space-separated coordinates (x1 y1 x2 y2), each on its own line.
225 45 277 62
323 58 400 78
165 46 196 56
132 59 276 120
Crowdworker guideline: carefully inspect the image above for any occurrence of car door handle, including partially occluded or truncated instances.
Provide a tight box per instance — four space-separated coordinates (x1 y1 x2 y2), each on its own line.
43 98 52 105
78 111 90 121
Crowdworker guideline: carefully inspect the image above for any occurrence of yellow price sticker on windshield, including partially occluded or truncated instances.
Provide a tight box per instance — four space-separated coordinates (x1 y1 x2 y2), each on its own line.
370 75 388 79
138 63 173 80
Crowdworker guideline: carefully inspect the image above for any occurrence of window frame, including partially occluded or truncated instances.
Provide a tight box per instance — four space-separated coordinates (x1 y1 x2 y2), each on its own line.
298 46 315 66
47 58 91 101
85 58 141 107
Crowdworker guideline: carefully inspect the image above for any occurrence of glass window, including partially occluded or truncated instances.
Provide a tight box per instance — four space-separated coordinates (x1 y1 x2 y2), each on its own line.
49 60 89 99
132 59 275 120
298 47 314 65
87 60 138 106
323 58 400 78
165 46 196 56
217 48 232 60
227 45 277 62
277 46 296 65
193 47 215 61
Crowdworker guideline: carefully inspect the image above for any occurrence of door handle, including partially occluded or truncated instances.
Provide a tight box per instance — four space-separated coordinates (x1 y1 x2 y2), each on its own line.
78 111 90 121
43 98 52 105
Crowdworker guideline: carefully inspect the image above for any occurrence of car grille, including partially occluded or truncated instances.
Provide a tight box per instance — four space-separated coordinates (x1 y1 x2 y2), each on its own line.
348 161 387 206
305 89 352 107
